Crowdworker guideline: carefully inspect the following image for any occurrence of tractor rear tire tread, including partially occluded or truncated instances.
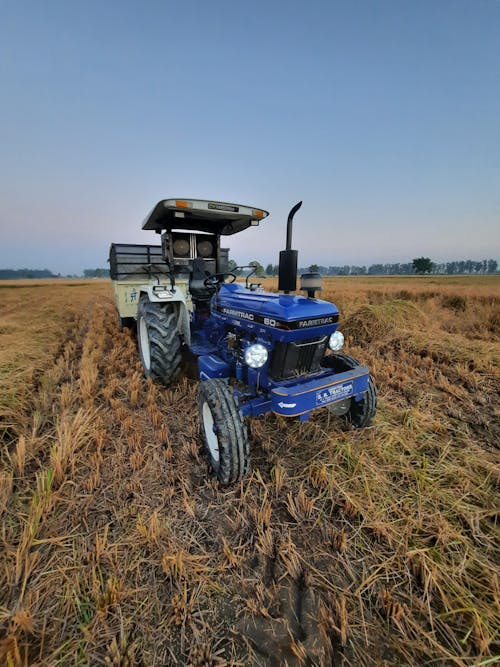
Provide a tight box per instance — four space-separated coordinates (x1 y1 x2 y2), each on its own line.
322 352 377 428
198 379 249 485
137 295 182 386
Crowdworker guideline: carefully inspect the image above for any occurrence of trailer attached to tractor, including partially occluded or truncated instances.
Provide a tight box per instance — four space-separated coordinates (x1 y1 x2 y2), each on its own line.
109 199 377 484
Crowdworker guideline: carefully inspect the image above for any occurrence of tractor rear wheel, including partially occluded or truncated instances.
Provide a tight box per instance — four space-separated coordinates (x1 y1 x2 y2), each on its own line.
137 295 182 386
198 379 249 485
321 353 377 427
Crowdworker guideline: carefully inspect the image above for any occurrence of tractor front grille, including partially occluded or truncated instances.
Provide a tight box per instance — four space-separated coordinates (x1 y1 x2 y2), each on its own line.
269 336 328 381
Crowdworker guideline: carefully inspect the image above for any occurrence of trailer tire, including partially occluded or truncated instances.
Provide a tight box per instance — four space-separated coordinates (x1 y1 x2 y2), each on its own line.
118 315 136 332
137 294 182 386
198 379 249 485
321 353 377 428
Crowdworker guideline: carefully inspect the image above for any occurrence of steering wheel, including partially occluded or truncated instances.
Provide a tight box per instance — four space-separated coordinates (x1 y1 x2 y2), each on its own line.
203 273 237 287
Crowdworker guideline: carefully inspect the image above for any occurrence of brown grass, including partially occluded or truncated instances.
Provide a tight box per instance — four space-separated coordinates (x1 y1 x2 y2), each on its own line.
0 275 499 665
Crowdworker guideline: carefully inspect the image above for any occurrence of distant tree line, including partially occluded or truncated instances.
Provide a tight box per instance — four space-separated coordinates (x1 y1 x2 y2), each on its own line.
228 260 266 277
83 268 110 278
1 259 497 280
0 267 111 279
0 268 59 279
258 258 498 276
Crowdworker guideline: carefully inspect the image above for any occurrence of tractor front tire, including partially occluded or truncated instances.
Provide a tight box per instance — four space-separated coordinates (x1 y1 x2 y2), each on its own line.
137 295 182 386
322 353 377 428
198 379 249 485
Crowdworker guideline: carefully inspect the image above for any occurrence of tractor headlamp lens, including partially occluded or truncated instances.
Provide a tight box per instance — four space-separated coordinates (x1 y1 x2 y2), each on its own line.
244 344 268 369
329 331 344 351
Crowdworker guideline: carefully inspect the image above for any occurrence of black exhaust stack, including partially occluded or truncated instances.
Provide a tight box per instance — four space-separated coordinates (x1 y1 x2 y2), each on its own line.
278 201 302 294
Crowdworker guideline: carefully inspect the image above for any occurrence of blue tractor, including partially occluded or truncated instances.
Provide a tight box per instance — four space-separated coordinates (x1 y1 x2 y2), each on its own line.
109 198 377 484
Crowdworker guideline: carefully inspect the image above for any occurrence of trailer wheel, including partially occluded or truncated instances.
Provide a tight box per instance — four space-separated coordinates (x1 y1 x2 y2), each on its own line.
198 379 249 485
321 353 377 428
118 315 136 332
137 295 182 386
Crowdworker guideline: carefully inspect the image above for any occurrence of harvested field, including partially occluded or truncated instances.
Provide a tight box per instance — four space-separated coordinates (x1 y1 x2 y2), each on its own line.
1 276 499 666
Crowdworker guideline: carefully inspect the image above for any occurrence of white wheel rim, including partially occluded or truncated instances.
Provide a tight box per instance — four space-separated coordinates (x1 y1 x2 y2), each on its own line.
139 316 151 371
202 402 219 463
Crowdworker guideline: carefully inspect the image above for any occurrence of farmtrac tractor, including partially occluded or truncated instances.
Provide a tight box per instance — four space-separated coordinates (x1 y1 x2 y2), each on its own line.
109 199 376 484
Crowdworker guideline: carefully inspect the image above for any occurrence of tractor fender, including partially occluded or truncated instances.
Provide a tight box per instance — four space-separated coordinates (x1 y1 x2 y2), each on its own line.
140 286 191 346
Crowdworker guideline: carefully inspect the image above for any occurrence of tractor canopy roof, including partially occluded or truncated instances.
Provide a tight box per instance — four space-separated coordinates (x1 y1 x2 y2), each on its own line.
142 199 269 235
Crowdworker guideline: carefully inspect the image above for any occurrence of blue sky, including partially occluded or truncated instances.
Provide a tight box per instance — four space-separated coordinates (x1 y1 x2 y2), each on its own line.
0 0 499 274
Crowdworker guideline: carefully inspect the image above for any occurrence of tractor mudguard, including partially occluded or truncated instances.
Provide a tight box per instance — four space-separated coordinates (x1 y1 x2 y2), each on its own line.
140 286 191 345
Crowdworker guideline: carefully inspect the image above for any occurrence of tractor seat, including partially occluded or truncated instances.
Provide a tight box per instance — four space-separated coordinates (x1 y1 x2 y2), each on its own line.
189 258 214 301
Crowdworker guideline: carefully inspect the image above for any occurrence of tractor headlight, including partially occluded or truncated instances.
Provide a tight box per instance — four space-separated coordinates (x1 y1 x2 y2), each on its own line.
329 331 344 351
244 344 268 369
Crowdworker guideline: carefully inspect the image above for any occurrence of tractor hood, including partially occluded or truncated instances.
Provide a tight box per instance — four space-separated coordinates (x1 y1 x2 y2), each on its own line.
214 284 338 331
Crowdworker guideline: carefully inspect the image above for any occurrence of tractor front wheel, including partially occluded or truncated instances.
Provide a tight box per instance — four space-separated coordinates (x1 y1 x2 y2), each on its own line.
321 353 377 427
198 379 249 485
137 295 182 386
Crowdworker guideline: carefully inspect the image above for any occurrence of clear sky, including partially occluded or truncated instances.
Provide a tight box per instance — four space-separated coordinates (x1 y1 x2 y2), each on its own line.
0 0 499 274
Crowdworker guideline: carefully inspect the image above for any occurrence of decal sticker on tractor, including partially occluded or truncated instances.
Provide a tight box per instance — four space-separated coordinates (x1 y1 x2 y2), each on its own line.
215 305 339 329
221 307 255 320
297 316 335 328
278 401 297 409
316 381 353 406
